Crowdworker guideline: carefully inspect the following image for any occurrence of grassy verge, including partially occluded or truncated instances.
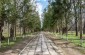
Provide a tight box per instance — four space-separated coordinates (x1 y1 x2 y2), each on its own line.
49 32 85 54
0 33 32 52
0 36 23 51
51 32 85 48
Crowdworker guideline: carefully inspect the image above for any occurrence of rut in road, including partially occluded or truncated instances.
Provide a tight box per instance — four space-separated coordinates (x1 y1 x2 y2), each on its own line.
19 33 62 55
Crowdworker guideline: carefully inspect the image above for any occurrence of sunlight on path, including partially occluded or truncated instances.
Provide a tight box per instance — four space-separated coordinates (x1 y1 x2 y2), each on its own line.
19 33 61 55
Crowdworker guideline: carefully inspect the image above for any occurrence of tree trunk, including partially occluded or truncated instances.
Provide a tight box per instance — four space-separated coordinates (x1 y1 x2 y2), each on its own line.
14 24 16 40
65 12 68 37
79 0 82 39
75 18 78 36
56 21 58 33
66 18 68 37
83 20 85 34
61 19 63 35
8 23 10 45
20 27 22 36
10 24 14 40
73 0 78 36
0 25 2 48
23 27 26 35
0 25 5 40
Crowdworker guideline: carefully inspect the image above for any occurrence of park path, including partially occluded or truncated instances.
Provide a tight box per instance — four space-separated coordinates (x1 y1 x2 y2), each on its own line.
19 33 61 55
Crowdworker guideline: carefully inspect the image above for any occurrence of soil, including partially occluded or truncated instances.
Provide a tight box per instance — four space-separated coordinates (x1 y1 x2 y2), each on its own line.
45 32 85 55
0 34 37 55
1 32 85 55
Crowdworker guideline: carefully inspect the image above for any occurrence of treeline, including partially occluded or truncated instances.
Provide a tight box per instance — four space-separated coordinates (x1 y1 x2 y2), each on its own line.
0 0 41 47
43 0 85 39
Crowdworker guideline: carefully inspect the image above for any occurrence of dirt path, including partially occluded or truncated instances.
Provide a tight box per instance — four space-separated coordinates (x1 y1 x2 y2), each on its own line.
45 32 85 55
19 32 63 55
1 32 85 55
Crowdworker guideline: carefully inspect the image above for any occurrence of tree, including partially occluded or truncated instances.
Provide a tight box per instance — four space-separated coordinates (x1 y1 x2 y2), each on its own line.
0 0 41 47
79 0 83 39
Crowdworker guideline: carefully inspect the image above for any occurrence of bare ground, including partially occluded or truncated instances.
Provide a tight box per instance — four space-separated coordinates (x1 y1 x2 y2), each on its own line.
0 34 37 55
1 32 85 55
45 32 85 55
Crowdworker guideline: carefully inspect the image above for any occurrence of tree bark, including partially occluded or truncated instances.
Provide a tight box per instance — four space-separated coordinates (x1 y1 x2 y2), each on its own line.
61 19 63 35
65 12 68 37
14 24 16 40
83 20 85 34
10 24 14 40
79 0 82 39
23 27 26 35
73 0 78 36
0 25 2 48
0 22 5 40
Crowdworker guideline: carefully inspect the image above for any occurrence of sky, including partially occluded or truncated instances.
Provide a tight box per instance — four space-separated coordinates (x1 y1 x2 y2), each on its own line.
36 0 48 27
36 0 48 17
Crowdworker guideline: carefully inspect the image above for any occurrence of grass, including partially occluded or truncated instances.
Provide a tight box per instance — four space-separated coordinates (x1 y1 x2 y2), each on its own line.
49 32 85 54
0 27 34 51
0 34 32 52
0 36 23 51
53 32 85 48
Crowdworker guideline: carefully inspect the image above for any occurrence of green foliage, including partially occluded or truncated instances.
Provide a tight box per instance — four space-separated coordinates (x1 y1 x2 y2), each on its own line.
0 0 41 32
0 0 41 48
43 0 71 31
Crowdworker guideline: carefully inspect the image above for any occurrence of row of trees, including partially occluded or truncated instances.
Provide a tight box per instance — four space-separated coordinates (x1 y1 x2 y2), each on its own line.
0 0 41 47
43 0 85 39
